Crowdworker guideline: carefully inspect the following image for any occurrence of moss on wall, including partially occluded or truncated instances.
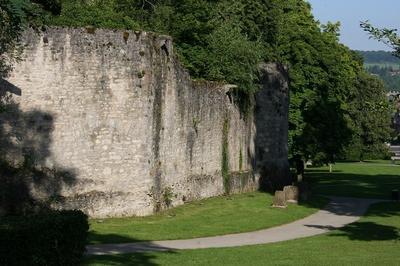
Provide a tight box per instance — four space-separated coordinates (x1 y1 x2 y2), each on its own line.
222 116 230 194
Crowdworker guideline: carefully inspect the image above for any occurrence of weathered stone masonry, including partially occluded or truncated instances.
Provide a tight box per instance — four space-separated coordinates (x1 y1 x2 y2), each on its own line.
0 27 289 217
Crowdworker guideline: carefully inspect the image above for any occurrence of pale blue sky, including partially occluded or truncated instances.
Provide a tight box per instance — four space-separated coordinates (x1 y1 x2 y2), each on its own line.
307 0 400 51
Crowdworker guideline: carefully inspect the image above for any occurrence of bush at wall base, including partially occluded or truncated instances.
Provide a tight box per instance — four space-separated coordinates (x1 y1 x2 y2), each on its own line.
0 210 88 266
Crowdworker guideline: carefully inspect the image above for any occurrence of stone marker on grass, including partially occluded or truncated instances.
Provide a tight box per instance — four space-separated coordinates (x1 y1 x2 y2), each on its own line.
272 190 287 208
284 185 299 203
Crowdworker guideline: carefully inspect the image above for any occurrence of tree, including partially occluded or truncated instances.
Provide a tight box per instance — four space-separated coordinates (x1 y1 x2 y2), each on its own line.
344 72 392 161
361 21 400 58
361 22 400 146
0 0 61 78
274 2 363 168
0 0 25 78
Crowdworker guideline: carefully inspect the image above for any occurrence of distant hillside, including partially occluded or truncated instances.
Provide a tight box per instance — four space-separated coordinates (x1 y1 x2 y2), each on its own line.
356 50 400 65
356 50 400 91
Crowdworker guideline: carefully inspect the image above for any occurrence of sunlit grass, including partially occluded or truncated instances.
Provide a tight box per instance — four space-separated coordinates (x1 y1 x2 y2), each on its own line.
85 162 400 265
89 192 327 244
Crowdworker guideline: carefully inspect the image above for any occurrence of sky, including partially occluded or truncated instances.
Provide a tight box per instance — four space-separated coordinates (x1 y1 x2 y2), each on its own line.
307 0 400 51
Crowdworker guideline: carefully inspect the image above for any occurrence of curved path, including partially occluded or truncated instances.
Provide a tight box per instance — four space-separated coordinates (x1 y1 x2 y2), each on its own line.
87 197 385 255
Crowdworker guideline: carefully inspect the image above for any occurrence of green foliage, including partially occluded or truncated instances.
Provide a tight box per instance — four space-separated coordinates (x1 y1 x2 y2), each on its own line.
279 2 364 164
361 21 400 58
239 148 243 172
31 0 61 15
342 72 393 161
162 186 174 207
48 0 139 29
222 117 230 194
0 210 88 266
46 0 265 95
0 0 25 77
0 0 59 78
137 70 145 79
356 50 400 91
206 22 263 94
365 65 400 91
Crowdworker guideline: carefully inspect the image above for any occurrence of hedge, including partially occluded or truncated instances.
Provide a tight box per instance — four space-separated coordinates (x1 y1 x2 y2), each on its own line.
0 210 88 266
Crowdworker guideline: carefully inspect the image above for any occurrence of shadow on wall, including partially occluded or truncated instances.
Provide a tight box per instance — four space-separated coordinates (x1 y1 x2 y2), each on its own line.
0 78 77 216
255 63 292 192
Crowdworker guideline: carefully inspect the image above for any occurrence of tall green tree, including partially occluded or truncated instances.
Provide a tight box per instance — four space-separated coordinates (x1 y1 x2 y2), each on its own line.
273 2 362 165
344 72 392 161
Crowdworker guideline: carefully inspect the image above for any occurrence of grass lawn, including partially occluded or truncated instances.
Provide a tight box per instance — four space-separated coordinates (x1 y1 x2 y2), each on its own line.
89 192 327 244
84 162 400 265
308 161 400 199
84 202 400 265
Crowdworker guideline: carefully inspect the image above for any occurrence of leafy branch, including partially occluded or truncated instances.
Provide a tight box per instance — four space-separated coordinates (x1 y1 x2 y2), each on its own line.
361 21 400 58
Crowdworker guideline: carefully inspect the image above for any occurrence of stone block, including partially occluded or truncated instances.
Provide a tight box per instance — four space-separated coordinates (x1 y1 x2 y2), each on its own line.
283 185 299 203
272 190 287 208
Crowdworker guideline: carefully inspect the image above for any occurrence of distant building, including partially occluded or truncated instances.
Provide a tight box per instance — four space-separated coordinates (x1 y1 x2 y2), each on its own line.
387 91 400 99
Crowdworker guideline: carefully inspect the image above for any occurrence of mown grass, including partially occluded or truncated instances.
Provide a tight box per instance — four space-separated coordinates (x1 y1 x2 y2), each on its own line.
308 161 400 199
89 192 327 244
84 202 400 266
85 162 400 265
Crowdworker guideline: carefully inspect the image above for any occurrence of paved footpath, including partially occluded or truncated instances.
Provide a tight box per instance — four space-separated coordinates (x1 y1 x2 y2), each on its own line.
87 197 385 255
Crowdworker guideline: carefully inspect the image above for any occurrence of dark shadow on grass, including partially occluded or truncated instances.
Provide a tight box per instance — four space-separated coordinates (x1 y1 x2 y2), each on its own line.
365 202 400 218
304 222 400 241
88 231 148 245
306 201 400 241
299 195 399 222
83 253 158 266
305 169 343 173
331 222 400 241
83 252 172 266
297 195 330 211
84 233 177 266
306 170 400 199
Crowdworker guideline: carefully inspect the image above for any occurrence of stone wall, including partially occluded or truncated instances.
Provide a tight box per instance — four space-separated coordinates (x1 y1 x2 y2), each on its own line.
0 27 266 217
256 63 291 190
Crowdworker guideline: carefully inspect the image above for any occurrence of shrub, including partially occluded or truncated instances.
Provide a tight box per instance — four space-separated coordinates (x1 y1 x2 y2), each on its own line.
0 210 88 266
